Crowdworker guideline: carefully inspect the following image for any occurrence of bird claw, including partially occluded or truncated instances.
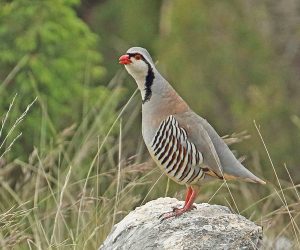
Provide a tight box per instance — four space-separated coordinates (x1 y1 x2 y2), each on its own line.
159 204 197 221
172 204 196 212
172 206 180 212
159 211 177 221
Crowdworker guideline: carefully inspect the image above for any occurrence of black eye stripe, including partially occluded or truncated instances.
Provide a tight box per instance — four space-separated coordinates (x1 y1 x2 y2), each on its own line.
127 53 145 61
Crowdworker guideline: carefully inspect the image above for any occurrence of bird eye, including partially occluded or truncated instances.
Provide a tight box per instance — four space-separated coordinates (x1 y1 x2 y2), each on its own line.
134 54 142 60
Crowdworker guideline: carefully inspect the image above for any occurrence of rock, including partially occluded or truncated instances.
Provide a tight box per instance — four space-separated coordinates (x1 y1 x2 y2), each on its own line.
100 197 263 250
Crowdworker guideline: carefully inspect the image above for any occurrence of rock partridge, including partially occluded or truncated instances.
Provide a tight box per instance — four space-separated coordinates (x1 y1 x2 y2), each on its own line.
119 47 265 220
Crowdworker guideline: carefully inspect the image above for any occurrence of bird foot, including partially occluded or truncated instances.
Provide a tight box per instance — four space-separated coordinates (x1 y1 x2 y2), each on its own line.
172 204 196 212
159 205 196 221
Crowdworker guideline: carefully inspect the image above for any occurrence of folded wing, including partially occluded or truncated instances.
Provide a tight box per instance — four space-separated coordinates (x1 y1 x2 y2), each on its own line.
175 111 265 184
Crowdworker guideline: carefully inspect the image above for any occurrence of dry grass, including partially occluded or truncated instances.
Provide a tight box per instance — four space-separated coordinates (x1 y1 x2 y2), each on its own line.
0 78 299 249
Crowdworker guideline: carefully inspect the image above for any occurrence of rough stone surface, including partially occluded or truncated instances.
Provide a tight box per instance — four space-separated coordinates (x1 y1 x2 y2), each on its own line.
100 198 263 250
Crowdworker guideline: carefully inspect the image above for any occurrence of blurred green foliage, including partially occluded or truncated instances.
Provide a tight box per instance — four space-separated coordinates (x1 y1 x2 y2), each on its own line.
0 0 105 157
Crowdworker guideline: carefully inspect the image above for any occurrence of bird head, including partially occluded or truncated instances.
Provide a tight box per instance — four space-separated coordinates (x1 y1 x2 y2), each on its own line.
119 47 155 82
119 47 157 103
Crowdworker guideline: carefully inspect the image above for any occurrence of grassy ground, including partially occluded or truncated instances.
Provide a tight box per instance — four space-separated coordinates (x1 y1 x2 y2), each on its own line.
0 76 299 249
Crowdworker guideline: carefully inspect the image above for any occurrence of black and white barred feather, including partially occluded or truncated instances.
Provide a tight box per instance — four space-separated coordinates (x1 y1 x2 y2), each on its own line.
150 115 205 184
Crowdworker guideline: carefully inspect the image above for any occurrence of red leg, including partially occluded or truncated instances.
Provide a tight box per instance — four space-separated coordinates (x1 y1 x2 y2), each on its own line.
184 186 193 206
172 186 195 212
160 186 199 220
183 188 197 210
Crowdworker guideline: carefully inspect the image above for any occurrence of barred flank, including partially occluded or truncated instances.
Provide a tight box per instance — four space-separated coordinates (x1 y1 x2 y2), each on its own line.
151 115 205 184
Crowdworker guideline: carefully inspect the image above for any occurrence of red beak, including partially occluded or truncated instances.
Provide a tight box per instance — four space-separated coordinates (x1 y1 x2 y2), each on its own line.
119 54 132 65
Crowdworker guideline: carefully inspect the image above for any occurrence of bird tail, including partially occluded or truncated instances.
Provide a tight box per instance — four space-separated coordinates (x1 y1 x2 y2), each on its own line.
221 169 266 184
204 168 266 184
242 175 266 185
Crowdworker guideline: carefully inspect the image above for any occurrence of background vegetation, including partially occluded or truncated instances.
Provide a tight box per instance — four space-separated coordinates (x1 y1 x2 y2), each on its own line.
0 0 299 249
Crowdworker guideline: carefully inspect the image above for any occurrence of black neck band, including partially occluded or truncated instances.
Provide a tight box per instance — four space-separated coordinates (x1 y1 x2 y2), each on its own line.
142 61 155 104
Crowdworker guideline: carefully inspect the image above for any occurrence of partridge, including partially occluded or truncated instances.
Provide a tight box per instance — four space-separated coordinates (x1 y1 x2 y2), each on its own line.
119 47 265 219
